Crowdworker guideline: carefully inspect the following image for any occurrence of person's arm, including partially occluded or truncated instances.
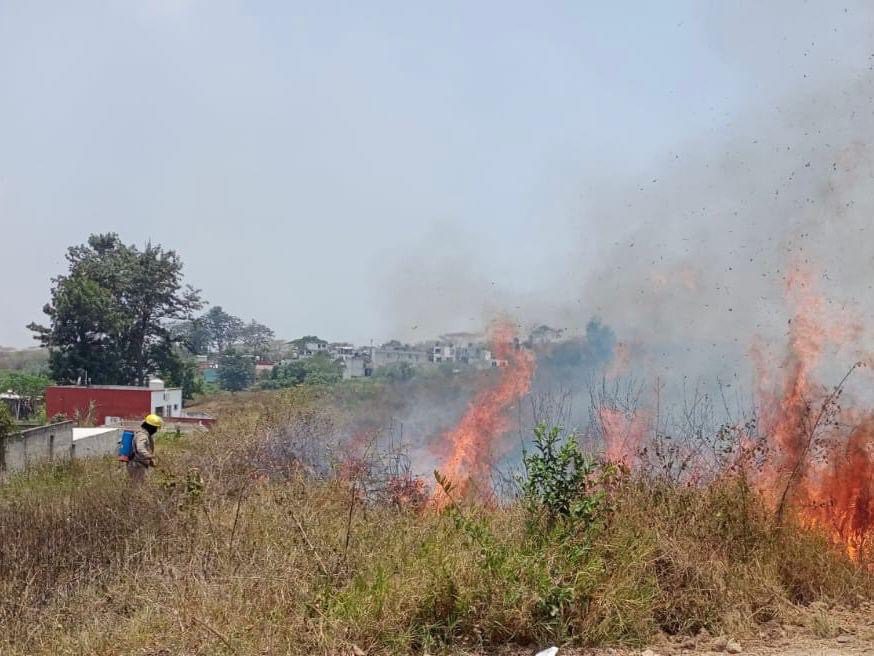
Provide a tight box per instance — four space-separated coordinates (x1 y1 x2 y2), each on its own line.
134 430 154 465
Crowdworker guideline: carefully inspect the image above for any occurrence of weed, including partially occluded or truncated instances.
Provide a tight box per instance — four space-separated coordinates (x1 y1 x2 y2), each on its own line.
521 423 609 530
809 608 840 638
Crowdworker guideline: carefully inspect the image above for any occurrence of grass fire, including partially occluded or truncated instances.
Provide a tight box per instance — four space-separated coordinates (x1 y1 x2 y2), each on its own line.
5 3 874 656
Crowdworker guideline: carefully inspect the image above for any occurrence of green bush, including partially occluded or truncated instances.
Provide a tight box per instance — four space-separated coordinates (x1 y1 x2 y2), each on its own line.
521 423 609 529
264 353 343 388
0 403 15 438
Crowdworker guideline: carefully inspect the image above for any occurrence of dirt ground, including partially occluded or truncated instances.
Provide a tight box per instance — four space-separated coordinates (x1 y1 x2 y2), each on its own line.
497 604 874 656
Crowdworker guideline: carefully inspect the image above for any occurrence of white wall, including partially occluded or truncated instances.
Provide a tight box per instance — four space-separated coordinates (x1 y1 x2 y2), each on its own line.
71 427 120 459
0 421 73 476
150 388 183 418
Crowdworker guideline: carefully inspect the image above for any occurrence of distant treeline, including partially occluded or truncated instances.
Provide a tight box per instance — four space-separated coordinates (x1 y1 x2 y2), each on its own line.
0 348 48 373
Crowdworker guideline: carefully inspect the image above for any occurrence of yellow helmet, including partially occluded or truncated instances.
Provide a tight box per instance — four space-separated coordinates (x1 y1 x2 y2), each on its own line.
144 413 163 428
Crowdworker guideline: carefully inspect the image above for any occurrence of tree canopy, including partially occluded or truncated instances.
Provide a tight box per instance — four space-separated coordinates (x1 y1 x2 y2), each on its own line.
218 348 255 391
239 320 275 355
264 352 343 388
28 234 202 385
173 307 274 357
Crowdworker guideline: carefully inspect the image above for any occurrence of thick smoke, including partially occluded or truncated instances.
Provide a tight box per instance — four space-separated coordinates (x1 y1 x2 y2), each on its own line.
367 8 874 492
575 76 874 354
381 65 874 410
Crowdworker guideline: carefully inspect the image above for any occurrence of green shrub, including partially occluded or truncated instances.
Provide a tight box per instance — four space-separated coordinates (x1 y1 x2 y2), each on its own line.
0 403 15 439
521 423 609 529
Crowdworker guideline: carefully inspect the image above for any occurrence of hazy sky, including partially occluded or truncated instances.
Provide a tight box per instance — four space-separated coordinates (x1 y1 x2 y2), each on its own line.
2 1 872 348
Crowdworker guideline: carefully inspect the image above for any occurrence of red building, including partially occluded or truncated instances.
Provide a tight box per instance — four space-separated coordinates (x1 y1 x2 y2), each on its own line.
46 381 183 426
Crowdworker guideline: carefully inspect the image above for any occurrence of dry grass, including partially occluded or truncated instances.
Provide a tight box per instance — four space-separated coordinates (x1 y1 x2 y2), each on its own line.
0 390 870 655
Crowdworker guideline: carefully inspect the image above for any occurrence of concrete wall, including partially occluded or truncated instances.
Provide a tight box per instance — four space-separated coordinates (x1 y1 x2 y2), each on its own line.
72 427 121 459
371 348 430 367
150 388 183 418
0 421 74 475
0 422 124 478
342 357 368 380
1 415 213 480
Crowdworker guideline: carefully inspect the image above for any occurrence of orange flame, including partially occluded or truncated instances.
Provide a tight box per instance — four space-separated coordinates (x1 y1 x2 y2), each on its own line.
803 419 874 560
754 265 873 560
433 321 535 507
598 406 649 466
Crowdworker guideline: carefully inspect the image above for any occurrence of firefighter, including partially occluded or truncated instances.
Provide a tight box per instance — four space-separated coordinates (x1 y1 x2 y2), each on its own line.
128 413 162 483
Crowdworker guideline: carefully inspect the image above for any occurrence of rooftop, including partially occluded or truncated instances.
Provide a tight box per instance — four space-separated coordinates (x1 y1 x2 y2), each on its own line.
48 385 182 391
73 426 118 441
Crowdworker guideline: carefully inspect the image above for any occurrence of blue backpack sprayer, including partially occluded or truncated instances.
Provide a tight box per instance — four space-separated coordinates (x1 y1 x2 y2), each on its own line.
118 429 136 461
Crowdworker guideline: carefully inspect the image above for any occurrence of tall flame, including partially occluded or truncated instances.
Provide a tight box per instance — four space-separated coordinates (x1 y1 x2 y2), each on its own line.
433 321 535 507
754 265 873 559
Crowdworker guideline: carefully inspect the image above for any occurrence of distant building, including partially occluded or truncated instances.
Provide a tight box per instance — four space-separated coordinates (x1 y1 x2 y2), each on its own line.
45 378 183 426
303 341 328 357
255 359 276 377
431 344 456 363
371 346 430 368
330 343 357 361
431 333 492 364
202 367 220 384
342 356 369 380
0 392 25 419
528 325 564 346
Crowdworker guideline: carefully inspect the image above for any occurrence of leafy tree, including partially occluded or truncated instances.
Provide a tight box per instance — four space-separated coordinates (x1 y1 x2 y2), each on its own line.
239 320 275 356
267 352 342 387
28 234 202 385
301 354 343 385
29 273 120 384
171 317 211 355
373 361 415 382
0 403 16 440
218 348 255 391
175 310 273 357
536 319 615 385
202 306 244 353
161 352 204 400
522 424 606 528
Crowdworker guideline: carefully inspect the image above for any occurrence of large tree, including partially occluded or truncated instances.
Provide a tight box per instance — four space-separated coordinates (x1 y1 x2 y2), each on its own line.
202 306 244 353
218 348 255 391
28 234 202 385
239 320 275 356
266 352 343 388
175 310 274 356
171 316 212 355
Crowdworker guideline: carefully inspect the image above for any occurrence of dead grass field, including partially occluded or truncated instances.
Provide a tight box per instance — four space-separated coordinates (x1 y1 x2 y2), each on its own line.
0 389 871 655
